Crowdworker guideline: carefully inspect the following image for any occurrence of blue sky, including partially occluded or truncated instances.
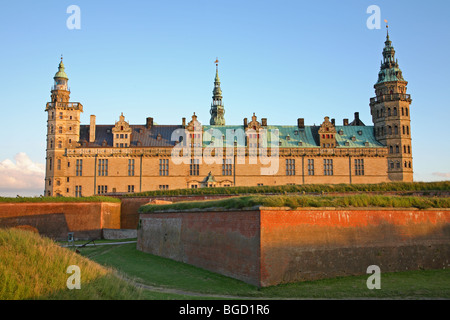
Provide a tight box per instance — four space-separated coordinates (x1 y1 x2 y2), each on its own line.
0 0 449 195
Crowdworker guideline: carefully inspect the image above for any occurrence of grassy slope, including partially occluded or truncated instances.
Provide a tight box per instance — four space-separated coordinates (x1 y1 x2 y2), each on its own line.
0 228 193 300
139 194 450 213
126 181 450 198
80 243 450 299
0 196 121 203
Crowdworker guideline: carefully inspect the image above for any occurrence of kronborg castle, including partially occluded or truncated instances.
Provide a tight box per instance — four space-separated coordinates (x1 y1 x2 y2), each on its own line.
44 31 413 197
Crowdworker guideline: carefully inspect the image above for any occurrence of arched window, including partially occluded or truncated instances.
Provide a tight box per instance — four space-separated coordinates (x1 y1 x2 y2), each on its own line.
405 161 407 168
389 146 393 154
396 145 399 153
408 162 412 168
393 107 397 116
388 126 392 135
402 126 405 134
406 126 409 135
402 108 404 116
388 108 391 116
408 146 411 154
403 145 406 153
394 126 398 135
405 108 409 116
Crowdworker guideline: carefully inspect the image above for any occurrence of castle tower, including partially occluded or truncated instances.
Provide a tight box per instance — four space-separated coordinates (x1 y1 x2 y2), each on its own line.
370 26 413 182
209 58 225 125
45 57 83 196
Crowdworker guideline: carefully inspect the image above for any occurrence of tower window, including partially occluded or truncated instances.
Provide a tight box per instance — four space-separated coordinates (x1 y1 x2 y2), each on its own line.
59 112 63 119
75 186 82 197
323 159 333 176
286 159 295 176
128 159 135 176
159 159 169 176
393 107 397 116
406 126 409 135
408 146 411 154
394 126 398 135
222 158 233 176
396 145 399 154
389 146 393 154
354 159 365 176
405 108 409 116
59 127 63 134
308 159 315 176
76 159 83 176
98 159 108 176
190 158 199 176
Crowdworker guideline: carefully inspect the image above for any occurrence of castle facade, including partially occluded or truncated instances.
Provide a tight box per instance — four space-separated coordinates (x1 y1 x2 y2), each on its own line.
44 31 413 196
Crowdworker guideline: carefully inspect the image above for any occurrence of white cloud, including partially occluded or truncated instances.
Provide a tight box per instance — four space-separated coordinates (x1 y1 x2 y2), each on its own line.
432 172 450 178
0 153 45 196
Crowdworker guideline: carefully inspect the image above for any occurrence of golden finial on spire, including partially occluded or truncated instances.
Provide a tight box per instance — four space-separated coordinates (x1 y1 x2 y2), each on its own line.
214 57 219 67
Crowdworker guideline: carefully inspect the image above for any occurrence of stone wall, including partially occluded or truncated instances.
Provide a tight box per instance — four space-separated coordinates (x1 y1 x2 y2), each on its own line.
0 202 121 240
137 207 450 287
137 210 261 286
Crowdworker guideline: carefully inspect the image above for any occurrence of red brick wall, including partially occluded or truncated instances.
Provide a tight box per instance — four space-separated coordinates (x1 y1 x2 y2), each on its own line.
137 207 450 287
138 210 261 286
0 202 121 240
260 208 450 286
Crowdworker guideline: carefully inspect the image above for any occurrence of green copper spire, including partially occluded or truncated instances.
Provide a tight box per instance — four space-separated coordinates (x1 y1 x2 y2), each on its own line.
54 55 69 80
376 25 405 84
210 58 225 126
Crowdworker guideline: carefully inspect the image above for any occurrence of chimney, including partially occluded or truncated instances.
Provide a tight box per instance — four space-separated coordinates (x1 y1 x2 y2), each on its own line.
297 118 305 129
89 115 96 142
354 112 360 122
331 118 335 126
261 118 267 126
244 118 248 128
182 117 186 128
146 117 153 129
343 118 349 126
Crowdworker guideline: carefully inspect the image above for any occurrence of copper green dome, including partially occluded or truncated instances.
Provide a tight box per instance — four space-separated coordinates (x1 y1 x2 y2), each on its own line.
54 59 68 80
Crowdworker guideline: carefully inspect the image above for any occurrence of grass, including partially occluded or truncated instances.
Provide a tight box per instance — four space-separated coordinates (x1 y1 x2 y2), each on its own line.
139 194 450 213
0 228 190 300
125 181 450 198
79 242 450 299
0 196 121 203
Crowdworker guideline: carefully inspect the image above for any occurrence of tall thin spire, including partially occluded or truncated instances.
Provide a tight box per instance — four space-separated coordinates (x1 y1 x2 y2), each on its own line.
376 25 405 84
210 58 225 125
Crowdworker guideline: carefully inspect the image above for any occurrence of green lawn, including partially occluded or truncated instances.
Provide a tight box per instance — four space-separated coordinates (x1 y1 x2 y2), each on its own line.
78 242 450 299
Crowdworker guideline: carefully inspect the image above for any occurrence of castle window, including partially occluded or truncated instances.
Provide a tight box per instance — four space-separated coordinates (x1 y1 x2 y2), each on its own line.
389 146 393 154
69 139 71 143
76 159 83 176
51 112 54 120
405 161 407 168
128 159 135 176
393 107 397 116
58 141 62 148
159 159 169 176
308 159 314 175
388 126 392 135
59 112 63 119
402 126 405 134
98 159 108 176
408 146 411 154
75 186 82 197
408 162 412 168
404 145 407 153
388 108 391 116
323 159 333 176
57 159 61 170
128 185 135 193
406 126 409 135
97 185 108 194
50 126 53 134
286 159 295 176
191 185 198 189
222 158 233 176
405 108 409 117
389 161 394 169
50 140 53 148
402 108 405 116
190 158 199 176
159 185 169 190
396 162 400 169
49 179 52 186
396 145 399 153
120 143 123 148
394 126 398 135
59 127 63 134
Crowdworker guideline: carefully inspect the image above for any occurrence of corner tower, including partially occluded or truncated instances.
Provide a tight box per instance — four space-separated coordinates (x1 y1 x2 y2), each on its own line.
45 57 83 196
209 58 225 125
370 26 413 182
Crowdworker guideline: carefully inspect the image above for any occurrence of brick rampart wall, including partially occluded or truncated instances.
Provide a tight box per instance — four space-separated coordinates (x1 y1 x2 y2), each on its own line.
0 202 121 240
138 207 450 287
